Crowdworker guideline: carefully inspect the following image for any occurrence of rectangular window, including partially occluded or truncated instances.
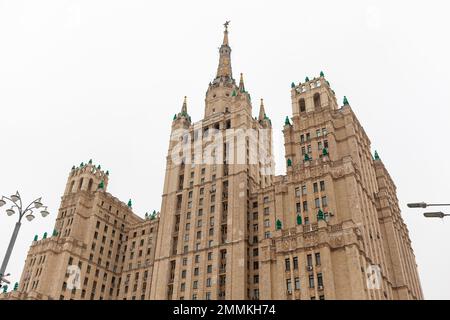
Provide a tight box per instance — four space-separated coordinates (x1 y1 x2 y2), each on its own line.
285 258 290 271
316 129 321 137
293 257 298 270
295 187 301 197
313 182 318 193
295 277 300 290
302 185 307 195
309 275 315 288
320 181 325 191
286 279 292 293
321 196 328 207
315 198 320 208
307 254 313 267
303 201 308 211
315 253 321 266
317 273 323 287
296 202 301 214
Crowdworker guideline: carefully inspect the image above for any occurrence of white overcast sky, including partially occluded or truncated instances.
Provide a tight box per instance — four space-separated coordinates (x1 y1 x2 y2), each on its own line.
0 0 449 299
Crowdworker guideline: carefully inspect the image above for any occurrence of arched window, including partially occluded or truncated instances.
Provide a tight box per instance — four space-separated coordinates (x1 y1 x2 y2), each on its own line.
87 179 93 192
70 180 75 193
78 178 84 190
314 93 321 109
299 98 306 113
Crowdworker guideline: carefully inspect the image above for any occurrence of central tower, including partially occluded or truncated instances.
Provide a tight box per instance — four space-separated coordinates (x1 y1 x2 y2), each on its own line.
150 23 274 300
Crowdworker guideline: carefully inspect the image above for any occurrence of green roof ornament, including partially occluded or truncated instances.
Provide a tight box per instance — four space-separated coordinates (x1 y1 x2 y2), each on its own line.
232 90 236 96
13 282 18 291
127 199 132 208
43 232 47 239
305 77 310 82
2 285 8 293
151 210 157 220
291 82 296 88
173 114 177 120
374 150 380 160
98 180 105 190
97 165 101 170
276 219 282 230
296 214 302 225
33 235 38 242
284 116 291 126
71 165 75 170
88 159 93 164
145 212 149 219
343 96 349 106
322 148 329 156
106 170 109 176
287 158 292 167
317 209 325 221
304 153 310 162
80 162 84 167
52 229 58 237
320 71 325 77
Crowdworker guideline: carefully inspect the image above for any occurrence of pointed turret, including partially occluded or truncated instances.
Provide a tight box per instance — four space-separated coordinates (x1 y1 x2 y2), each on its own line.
215 21 233 80
181 96 187 115
239 73 245 92
258 99 266 121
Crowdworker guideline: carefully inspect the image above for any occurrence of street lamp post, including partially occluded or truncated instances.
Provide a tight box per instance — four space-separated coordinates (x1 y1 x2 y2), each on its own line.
407 202 450 219
0 191 50 288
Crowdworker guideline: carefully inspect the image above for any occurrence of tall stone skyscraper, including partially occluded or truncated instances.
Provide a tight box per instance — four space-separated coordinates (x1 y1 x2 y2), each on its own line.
0 24 422 300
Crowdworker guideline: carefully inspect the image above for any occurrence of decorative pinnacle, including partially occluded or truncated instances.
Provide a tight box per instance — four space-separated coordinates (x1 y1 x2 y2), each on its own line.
343 96 349 105
320 71 324 77
127 199 132 208
374 150 380 160
284 116 291 126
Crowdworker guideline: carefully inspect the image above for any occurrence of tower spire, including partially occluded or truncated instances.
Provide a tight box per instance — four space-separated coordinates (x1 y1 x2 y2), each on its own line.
215 21 233 80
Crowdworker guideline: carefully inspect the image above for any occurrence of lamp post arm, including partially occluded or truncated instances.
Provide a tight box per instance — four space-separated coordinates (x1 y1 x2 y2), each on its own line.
427 203 450 207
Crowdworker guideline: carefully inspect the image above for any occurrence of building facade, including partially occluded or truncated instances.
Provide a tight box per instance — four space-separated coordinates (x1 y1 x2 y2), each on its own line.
0 25 423 300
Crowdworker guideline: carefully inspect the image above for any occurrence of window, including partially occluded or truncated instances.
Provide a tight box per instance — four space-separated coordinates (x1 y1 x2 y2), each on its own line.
307 254 313 267
316 129 321 137
254 275 259 284
313 93 321 109
315 253 321 266
264 207 270 215
295 187 301 197
303 201 308 211
205 292 211 300
193 281 198 289
206 278 211 287
317 273 323 287
285 258 291 271
299 99 306 112
313 182 318 193
293 257 298 270
320 180 325 191
309 275 315 288
296 203 301 214
286 279 292 293
300 135 305 143
302 185 307 195
322 196 328 207
295 277 300 290
315 198 320 208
